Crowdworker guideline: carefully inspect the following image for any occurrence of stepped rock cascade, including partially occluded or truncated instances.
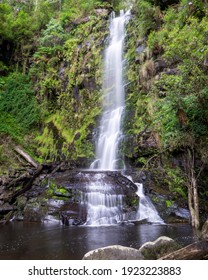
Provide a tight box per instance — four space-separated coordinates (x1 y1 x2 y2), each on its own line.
80 173 127 226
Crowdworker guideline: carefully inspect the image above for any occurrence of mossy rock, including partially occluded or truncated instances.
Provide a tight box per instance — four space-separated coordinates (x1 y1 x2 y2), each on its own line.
138 236 181 260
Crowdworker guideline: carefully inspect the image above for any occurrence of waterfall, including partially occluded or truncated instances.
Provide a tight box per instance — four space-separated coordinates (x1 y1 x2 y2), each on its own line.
83 11 163 226
83 11 129 226
136 183 164 224
91 11 129 170
81 173 126 226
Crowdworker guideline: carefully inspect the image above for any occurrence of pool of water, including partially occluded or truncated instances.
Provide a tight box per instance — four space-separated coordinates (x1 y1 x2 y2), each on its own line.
0 222 197 260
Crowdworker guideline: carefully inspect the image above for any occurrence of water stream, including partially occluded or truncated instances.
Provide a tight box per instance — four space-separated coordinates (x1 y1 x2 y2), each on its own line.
85 11 163 226
136 183 164 224
91 11 128 170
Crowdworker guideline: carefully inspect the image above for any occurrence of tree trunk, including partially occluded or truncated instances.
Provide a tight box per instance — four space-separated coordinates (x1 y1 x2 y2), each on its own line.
160 241 208 260
14 146 39 168
185 148 200 229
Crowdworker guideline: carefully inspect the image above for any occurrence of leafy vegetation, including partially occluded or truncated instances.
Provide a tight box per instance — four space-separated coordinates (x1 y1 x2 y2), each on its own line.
124 0 208 228
0 72 39 141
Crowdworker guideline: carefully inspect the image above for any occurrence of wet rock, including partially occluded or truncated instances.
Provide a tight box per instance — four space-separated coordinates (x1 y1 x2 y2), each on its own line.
23 198 47 222
16 196 27 210
0 203 17 214
138 236 180 259
148 192 190 223
60 202 87 226
82 245 144 260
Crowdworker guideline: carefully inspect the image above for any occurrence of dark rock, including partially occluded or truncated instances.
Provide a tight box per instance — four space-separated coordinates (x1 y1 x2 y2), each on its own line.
0 203 17 214
82 245 144 260
23 198 47 222
60 202 87 226
16 196 27 210
154 58 167 72
73 17 90 25
154 0 180 10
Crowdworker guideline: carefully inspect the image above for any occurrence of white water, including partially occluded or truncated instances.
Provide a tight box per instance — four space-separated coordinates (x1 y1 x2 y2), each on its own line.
136 183 164 224
82 183 125 225
85 11 163 226
81 173 127 226
91 11 129 170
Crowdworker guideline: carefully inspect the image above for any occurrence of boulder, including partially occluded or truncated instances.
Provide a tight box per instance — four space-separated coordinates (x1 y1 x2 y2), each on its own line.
82 245 144 260
138 236 180 259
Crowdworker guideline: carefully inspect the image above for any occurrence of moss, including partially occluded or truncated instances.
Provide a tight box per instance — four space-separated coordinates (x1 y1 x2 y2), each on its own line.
142 242 181 260
31 12 108 163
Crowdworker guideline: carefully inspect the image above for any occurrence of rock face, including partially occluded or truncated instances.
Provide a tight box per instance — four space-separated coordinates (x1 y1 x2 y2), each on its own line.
82 245 144 260
138 236 180 259
0 168 139 225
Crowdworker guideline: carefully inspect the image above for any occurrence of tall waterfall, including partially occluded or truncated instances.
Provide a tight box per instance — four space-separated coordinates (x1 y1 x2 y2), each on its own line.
84 11 163 226
83 11 130 225
91 11 129 170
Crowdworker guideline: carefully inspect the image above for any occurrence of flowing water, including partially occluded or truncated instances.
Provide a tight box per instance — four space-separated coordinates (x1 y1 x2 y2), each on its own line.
91 11 128 170
85 11 163 226
136 184 164 224
81 174 126 226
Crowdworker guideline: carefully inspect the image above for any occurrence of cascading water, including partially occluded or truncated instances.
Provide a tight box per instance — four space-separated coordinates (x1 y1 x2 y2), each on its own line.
81 173 127 226
83 11 163 226
84 11 130 225
91 10 128 171
136 183 164 224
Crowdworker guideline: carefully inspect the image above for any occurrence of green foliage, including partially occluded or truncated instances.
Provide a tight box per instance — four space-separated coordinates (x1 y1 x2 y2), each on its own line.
30 9 107 162
132 0 163 37
164 166 187 198
45 180 69 199
147 10 208 149
40 18 66 47
0 73 39 141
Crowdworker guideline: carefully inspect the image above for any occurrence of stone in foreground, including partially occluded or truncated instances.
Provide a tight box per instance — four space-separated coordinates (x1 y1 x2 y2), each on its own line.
82 245 144 260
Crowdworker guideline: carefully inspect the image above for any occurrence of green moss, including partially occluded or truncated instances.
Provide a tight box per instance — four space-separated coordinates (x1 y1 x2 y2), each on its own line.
45 180 69 199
